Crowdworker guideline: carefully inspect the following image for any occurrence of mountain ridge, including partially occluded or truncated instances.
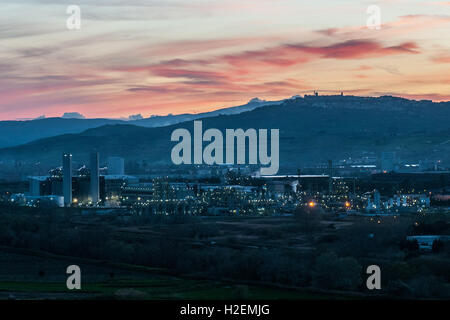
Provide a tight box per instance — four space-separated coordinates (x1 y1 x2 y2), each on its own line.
0 97 282 148
1 95 449 172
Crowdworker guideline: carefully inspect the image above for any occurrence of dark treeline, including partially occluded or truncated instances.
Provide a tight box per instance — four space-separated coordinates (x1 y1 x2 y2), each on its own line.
0 203 449 298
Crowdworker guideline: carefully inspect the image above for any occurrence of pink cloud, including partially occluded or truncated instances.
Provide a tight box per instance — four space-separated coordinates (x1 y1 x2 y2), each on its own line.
432 55 450 63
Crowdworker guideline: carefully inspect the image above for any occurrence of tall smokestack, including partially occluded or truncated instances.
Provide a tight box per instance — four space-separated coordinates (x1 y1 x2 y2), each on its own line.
90 152 99 204
328 160 333 194
63 153 72 206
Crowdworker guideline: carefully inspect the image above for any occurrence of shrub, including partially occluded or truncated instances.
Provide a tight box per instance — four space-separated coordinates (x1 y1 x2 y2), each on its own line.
313 251 362 290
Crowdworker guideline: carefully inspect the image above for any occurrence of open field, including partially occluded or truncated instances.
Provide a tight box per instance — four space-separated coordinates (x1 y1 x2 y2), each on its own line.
0 248 338 300
0 205 448 299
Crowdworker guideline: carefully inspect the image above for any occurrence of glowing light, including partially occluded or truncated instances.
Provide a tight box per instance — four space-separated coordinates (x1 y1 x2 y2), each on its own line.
345 201 351 208
308 201 316 208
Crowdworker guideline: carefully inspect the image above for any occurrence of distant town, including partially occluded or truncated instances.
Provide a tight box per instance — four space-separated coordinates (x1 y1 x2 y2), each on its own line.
3 150 448 219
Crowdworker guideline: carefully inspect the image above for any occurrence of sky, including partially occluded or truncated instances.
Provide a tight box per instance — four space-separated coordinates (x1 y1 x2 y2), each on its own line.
0 0 449 120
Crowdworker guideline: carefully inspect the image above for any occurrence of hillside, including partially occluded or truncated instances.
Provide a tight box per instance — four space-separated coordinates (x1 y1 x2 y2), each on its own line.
0 98 280 148
0 95 449 169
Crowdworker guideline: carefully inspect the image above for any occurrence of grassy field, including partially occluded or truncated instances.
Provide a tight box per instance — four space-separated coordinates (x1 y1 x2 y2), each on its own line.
2 209 447 300
0 248 337 300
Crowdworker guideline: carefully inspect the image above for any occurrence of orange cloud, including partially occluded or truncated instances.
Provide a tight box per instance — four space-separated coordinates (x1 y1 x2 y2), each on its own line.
432 55 450 63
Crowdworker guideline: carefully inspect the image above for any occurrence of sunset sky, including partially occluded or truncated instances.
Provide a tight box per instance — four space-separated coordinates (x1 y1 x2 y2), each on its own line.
1 0 449 120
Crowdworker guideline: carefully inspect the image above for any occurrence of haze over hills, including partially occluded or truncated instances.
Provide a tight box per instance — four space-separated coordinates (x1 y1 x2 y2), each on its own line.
0 95 449 172
0 97 281 148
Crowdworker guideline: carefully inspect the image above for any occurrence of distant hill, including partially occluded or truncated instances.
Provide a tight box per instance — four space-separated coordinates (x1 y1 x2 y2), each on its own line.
130 97 282 127
0 118 124 149
0 98 281 148
0 95 449 170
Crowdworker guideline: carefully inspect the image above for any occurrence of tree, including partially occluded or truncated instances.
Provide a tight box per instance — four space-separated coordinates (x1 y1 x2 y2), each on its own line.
432 239 444 253
314 251 362 290
294 205 322 234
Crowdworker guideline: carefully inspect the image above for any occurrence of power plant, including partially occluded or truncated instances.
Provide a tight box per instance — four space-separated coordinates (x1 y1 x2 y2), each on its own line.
24 152 137 207
90 152 100 204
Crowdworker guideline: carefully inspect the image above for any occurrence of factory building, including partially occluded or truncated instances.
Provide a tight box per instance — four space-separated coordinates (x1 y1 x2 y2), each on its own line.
380 152 397 172
107 157 125 175
256 175 332 193
63 153 72 206
90 152 100 203
27 153 109 206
